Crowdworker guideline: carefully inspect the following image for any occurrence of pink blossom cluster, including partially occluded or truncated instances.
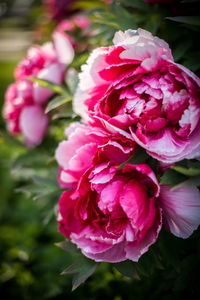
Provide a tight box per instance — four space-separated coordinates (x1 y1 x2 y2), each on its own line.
56 29 200 262
3 31 74 147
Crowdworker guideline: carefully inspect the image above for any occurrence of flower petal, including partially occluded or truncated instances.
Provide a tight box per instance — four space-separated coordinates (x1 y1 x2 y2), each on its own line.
20 105 48 147
159 185 200 238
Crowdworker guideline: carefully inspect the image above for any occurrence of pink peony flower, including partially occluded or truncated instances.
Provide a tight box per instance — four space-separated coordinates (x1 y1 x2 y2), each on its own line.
56 123 200 262
15 37 74 105
55 122 136 189
58 163 162 262
3 80 48 147
3 80 34 134
3 33 74 147
74 28 200 163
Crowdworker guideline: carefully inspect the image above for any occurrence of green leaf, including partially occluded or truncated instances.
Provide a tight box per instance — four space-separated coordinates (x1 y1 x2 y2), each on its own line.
166 16 200 26
11 151 51 179
113 260 139 278
65 68 79 95
28 77 68 95
172 40 192 62
118 147 149 169
112 4 137 30
72 0 106 10
171 165 200 177
144 13 162 35
157 228 181 270
45 95 72 113
70 52 89 68
182 51 200 72
32 175 57 187
55 240 80 254
33 189 61 201
160 169 187 186
133 248 164 277
62 258 99 291
92 12 121 30
0 130 24 149
120 0 149 11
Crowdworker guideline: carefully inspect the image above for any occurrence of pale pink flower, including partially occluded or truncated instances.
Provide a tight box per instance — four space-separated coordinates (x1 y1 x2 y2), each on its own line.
74 28 200 163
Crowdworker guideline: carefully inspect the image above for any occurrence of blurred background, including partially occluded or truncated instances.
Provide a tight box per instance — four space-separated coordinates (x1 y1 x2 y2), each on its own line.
1 0 200 299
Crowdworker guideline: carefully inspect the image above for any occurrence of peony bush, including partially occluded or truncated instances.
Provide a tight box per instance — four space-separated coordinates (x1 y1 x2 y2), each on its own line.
2 0 200 293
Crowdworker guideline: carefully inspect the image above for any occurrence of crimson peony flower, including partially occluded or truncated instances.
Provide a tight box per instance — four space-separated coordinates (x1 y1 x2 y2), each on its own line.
56 123 200 262
74 29 200 163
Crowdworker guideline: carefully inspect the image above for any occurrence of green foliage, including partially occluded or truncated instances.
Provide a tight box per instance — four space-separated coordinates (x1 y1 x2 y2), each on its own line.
45 95 72 113
28 77 69 95
118 147 149 169
166 16 200 26
113 260 139 278
62 258 99 291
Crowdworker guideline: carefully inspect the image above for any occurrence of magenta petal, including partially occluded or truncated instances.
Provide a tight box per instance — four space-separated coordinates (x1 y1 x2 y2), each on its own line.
125 208 162 261
159 185 200 238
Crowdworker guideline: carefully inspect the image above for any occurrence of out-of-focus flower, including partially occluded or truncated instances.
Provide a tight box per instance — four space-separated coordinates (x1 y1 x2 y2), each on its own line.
3 33 74 147
3 80 48 147
74 28 200 163
43 0 77 22
15 37 74 104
